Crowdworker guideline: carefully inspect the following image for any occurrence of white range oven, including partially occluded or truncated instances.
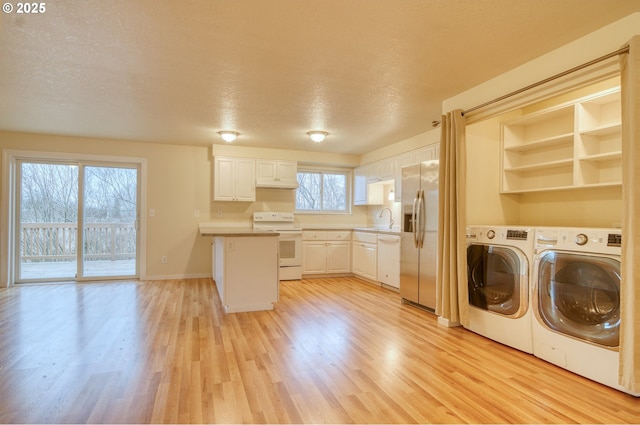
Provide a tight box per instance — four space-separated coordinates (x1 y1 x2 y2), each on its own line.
253 212 302 280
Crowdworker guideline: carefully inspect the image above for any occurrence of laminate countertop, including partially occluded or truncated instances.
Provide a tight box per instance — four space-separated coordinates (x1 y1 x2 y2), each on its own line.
198 224 279 237
298 226 400 235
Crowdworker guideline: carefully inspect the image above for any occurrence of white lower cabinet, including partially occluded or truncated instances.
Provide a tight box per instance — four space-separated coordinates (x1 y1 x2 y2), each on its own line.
302 231 351 275
214 236 279 313
352 231 377 281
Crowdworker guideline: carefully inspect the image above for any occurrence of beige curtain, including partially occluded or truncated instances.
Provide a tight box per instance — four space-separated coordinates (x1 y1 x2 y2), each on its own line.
436 109 468 327
620 35 640 394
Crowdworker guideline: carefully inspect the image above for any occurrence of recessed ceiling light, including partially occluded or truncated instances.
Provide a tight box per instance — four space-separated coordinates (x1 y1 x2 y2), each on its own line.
307 131 328 143
218 131 239 143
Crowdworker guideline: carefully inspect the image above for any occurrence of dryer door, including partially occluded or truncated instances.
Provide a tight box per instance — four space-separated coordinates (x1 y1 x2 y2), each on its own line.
467 244 528 318
536 251 620 348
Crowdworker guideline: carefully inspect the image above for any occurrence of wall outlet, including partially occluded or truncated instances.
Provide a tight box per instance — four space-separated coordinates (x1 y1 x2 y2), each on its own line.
149 209 156 217
161 256 168 264
217 210 223 217
194 209 200 217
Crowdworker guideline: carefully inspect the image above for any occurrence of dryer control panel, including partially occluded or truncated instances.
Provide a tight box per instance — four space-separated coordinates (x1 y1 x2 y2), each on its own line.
534 227 622 255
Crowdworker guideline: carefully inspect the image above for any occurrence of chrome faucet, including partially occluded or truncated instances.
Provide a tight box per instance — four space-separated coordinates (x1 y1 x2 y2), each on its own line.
379 208 394 229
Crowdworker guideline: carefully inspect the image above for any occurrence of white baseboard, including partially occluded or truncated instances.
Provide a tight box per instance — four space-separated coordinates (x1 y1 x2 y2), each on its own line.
141 273 212 281
437 316 461 328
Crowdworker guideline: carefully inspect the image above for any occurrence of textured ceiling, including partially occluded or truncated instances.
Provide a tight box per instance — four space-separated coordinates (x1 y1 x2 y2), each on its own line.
1 0 639 154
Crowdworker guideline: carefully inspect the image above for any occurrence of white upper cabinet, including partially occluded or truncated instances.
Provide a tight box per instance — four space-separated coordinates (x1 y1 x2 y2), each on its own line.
353 165 369 205
353 143 440 205
214 156 256 201
255 160 298 188
353 164 384 206
392 144 439 202
367 158 395 183
414 144 438 163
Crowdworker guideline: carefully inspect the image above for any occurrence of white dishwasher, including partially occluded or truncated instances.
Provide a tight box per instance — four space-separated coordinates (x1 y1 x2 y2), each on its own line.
377 234 400 289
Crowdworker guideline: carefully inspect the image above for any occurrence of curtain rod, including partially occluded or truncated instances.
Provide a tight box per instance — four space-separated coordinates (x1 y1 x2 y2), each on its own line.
462 45 630 116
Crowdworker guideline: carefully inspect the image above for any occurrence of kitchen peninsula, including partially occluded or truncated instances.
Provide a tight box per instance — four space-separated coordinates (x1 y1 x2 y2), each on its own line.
198 224 279 313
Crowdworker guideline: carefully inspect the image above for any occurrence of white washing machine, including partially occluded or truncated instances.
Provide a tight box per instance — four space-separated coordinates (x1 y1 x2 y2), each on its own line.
532 227 636 395
466 226 534 353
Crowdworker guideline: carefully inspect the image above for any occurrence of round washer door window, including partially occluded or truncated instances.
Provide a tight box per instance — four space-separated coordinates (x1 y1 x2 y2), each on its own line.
536 251 620 347
467 244 527 318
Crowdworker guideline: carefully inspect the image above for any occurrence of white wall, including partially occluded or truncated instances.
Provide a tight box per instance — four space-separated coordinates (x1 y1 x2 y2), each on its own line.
444 13 640 114
0 131 214 281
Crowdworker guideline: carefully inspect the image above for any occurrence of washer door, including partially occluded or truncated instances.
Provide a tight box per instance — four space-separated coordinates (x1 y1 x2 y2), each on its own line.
467 244 528 318
536 251 620 348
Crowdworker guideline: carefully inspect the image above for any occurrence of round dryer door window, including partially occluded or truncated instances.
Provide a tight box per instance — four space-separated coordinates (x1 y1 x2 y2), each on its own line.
536 251 620 347
467 244 528 318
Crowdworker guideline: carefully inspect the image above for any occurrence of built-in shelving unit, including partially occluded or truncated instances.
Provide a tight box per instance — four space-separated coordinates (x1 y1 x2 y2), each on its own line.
500 87 621 193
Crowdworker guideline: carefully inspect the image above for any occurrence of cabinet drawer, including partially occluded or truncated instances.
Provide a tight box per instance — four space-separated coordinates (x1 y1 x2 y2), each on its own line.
326 231 351 241
303 231 327 241
352 231 378 244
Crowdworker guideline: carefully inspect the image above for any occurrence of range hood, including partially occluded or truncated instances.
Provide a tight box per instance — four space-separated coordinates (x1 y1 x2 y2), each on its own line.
255 180 298 189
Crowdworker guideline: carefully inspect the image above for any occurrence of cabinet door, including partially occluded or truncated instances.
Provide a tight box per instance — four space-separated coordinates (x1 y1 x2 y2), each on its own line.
393 152 414 202
327 242 350 273
415 145 437 163
353 166 368 205
256 160 277 183
302 242 327 274
378 159 394 181
352 242 377 280
361 244 377 280
368 161 381 183
234 158 256 201
352 243 365 275
276 161 298 187
214 157 237 201
256 160 298 188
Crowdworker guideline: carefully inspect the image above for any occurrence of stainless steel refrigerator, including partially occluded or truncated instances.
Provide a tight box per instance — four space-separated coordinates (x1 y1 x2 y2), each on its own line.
400 160 439 310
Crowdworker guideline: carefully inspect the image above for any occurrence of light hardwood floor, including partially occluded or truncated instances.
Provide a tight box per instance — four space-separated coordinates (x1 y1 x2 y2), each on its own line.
0 277 638 423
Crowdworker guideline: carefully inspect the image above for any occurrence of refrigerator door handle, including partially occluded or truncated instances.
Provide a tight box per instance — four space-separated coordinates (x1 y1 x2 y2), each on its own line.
412 190 420 248
417 189 425 248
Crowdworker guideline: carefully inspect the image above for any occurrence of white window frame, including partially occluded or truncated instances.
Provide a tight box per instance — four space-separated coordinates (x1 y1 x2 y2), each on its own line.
295 166 352 214
1 150 148 286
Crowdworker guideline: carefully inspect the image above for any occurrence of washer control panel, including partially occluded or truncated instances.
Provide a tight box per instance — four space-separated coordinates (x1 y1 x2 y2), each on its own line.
534 227 622 254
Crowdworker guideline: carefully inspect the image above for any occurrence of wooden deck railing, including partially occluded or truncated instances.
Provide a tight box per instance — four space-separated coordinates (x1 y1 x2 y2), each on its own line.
21 223 136 262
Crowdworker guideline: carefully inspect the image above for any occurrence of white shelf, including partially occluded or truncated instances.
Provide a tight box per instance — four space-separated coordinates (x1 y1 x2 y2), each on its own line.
504 133 574 153
579 151 622 163
500 86 621 193
505 158 574 173
580 123 622 137
501 185 576 194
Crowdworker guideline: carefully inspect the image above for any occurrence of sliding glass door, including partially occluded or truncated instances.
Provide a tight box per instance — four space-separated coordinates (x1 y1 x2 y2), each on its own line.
18 162 79 280
82 165 138 278
17 160 139 282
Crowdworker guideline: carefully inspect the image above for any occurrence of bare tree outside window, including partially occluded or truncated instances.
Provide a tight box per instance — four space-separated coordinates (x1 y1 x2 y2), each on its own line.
21 163 78 223
19 161 138 280
296 170 349 213
84 166 137 223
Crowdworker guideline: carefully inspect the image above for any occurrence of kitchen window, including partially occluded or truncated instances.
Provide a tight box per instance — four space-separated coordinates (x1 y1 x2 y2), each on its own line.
296 168 351 213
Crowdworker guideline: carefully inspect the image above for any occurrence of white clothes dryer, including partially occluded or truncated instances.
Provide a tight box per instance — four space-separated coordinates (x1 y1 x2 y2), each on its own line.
466 226 534 353
532 227 636 395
